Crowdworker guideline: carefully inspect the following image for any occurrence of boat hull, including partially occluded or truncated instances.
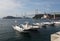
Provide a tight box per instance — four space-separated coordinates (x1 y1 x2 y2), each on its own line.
12 25 39 33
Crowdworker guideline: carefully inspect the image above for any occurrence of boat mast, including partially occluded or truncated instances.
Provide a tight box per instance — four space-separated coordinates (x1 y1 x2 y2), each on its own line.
35 9 39 14
54 14 55 19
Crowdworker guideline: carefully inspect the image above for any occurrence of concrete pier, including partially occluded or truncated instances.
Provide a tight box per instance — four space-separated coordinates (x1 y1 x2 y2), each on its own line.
51 32 60 41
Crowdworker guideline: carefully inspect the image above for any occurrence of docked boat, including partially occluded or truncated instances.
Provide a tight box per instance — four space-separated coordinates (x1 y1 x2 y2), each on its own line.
54 21 60 24
34 20 55 26
41 22 55 26
12 22 40 32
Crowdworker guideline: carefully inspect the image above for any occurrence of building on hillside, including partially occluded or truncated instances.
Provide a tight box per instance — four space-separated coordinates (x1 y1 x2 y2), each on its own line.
33 13 60 19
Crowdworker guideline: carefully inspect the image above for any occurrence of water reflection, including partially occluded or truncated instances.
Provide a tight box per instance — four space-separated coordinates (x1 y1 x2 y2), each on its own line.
1 19 60 41
14 31 31 41
14 30 50 41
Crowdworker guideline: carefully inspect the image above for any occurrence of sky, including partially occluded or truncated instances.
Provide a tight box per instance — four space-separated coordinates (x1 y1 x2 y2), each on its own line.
0 0 60 18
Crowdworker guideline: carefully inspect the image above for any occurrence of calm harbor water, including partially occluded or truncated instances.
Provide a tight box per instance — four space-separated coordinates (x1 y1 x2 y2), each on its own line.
0 19 60 41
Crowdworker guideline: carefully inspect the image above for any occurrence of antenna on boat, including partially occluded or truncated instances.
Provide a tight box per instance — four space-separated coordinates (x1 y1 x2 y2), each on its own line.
14 14 18 25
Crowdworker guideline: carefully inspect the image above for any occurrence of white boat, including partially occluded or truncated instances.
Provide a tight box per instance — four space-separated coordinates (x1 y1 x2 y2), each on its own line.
33 22 55 26
41 22 54 25
12 25 24 32
12 22 40 32
54 21 60 24
41 19 55 26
